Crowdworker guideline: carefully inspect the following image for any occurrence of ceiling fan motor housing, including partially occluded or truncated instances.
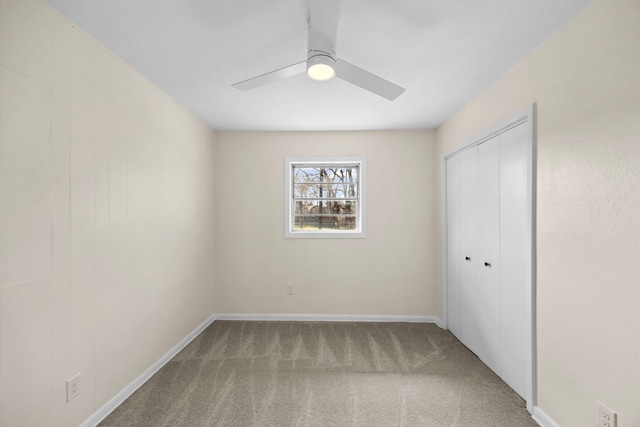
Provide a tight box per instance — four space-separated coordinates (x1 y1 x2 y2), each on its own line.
306 50 336 80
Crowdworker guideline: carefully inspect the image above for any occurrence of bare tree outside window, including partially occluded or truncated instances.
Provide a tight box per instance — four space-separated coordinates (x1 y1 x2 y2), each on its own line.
292 163 359 231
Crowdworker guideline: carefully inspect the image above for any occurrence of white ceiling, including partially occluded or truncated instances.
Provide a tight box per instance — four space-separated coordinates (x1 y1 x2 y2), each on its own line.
45 0 594 131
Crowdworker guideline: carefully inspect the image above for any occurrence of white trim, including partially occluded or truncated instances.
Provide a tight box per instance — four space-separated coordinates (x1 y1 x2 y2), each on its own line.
284 156 367 239
441 106 533 160
440 104 537 412
215 313 443 327
439 154 449 331
532 407 561 427
79 314 216 427
527 103 538 413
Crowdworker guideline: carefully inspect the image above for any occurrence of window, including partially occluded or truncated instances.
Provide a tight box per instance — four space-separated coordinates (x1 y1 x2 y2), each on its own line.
285 157 366 238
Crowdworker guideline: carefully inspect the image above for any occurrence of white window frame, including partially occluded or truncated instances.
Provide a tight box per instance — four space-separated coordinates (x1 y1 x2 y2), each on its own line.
284 156 366 239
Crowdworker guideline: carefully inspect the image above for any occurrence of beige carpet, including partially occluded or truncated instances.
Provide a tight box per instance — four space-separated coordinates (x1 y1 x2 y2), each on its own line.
99 321 537 426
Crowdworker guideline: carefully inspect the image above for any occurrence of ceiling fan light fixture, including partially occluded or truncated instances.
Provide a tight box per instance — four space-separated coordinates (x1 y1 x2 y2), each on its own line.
232 0 405 100
307 54 336 81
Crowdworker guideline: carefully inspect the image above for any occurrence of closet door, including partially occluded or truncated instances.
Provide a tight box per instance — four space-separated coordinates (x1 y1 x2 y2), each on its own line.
499 123 530 398
446 155 461 339
445 117 532 405
458 147 481 356
475 136 501 373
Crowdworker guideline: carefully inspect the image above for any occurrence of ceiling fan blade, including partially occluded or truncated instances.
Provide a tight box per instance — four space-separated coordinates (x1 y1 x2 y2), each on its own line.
335 59 405 100
308 0 340 53
232 61 306 90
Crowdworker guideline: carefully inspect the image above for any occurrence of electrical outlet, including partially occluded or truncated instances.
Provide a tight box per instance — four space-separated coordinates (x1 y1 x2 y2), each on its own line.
66 373 81 402
287 284 294 295
597 401 617 427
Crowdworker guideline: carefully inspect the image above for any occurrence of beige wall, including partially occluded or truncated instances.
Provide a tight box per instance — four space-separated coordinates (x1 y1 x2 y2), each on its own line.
437 0 640 425
0 1 216 426
215 130 439 317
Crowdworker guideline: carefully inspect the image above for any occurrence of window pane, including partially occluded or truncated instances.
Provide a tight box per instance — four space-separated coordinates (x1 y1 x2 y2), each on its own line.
293 166 359 185
294 183 358 199
293 200 357 215
293 215 357 231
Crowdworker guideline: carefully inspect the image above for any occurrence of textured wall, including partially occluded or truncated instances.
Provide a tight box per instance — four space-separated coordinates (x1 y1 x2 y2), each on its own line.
437 0 640 425
0 1 216 426
215 130 439 317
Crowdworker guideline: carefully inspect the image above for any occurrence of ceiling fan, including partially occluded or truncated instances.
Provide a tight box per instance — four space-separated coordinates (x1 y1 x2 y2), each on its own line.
231 0 405 100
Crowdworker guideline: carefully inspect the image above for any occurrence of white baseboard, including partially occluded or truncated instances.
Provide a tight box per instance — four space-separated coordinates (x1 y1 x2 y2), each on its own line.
215 313 444 328
532 406 561 427
80 314 216 427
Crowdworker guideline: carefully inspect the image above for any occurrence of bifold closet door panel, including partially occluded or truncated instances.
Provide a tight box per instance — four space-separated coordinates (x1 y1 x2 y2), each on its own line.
446 155 462 340
499 123 530 398
475 137 501 373
458 147 481 355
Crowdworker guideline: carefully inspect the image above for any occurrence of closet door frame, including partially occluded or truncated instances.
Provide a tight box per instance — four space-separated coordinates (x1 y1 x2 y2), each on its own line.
440 104 536 412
